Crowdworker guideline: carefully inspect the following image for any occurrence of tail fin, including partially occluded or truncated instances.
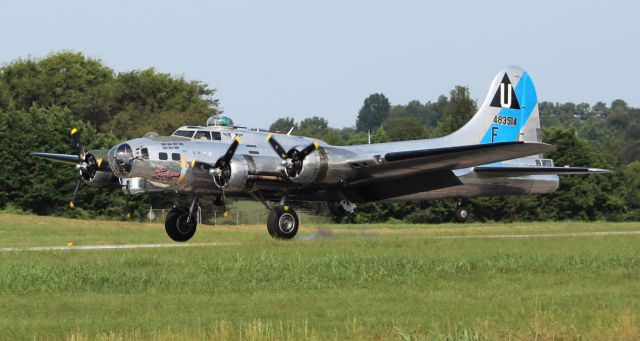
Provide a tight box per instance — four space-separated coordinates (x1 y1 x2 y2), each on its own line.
446 66 541 145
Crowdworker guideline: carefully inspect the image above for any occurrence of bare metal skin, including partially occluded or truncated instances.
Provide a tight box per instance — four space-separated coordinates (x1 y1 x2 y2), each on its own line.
33 66 609 240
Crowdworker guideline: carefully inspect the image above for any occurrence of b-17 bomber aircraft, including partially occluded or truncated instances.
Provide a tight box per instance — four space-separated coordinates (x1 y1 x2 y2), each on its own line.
33 66 609 241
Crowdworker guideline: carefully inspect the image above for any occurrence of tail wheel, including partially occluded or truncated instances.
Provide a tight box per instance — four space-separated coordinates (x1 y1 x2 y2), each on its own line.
165 206 197 242
267 206 299 239
454 207 470 223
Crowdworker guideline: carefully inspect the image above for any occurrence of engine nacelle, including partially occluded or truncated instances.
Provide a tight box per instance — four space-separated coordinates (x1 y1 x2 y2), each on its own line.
212 156 255 192
82 151 119 188
284 147 327 185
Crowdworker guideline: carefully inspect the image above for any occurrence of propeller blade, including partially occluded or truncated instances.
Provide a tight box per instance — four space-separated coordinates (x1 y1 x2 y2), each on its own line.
69 176 82 208
217 136 241 167
70 128 85 161
221 188 228 217
266 134 288 159
296 140 319 160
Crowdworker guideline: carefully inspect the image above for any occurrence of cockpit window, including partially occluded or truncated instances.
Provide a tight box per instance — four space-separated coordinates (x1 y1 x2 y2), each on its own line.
212 132 221 140
194 131 211 140
141 148 149 160
173 130 195 138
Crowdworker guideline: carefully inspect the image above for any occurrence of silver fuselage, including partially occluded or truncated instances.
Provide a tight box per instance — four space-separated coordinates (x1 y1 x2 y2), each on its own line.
105 125 558 202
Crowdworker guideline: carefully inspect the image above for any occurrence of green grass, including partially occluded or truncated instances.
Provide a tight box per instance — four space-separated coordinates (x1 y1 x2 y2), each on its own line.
0 213 639 340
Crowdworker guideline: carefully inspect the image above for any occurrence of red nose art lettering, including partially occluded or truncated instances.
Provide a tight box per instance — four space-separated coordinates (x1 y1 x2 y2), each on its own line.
152 166 180 181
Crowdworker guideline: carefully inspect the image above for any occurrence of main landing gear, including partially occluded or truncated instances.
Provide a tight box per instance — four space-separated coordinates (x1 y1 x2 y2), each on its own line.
165 196 199 242
266 205 299 239
251 192 300 240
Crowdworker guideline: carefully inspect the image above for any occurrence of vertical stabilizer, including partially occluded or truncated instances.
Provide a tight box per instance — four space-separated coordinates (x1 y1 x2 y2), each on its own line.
446 66 541 145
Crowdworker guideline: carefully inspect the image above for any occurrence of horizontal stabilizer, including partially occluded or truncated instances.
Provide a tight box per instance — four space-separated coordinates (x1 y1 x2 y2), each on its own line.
474 166 611 177
31 152 81 164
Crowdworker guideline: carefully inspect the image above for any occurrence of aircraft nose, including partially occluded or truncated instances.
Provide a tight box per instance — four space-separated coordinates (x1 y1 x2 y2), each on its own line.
108 143 133 177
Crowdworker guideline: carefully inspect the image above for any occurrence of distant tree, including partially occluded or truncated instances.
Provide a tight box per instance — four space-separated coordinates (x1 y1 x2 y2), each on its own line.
0 51 114 128
434 86 476 136
299 116 329 137
356 93 390 132
383 116 427 141
269 117 297 133
0 51 219 138
0 106 129 217
539 127 621 220
592 101 608 119
105 68 217 138
387 96 448 135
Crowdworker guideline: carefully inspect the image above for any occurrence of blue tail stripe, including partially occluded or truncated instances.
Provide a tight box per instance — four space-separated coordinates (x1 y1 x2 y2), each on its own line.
479 72 537 144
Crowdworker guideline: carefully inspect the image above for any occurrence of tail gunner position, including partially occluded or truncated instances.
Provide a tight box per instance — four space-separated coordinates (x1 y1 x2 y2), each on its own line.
33 66 609 241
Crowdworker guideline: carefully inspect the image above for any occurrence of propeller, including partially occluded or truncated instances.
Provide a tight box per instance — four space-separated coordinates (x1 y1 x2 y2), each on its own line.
69 128 86 208
266 133 318 177
214 136 241 217
207 136 241 217
68 128 103 208
210 136 241 188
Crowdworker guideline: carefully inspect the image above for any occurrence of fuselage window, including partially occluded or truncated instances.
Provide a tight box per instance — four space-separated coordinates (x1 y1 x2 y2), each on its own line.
194 131 211 140
212 132 221 140
159 152 168 160
173 130 195 138
141 148 149 160
171 153 181 161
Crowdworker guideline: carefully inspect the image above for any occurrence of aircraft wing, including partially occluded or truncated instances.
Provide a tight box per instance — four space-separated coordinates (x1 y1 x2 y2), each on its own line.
349 141 556 179
474 165 611 177
337 142 556 201
31 152 81 164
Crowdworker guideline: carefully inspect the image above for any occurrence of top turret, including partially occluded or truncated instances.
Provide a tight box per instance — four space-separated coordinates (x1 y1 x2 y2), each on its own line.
206 115 234 129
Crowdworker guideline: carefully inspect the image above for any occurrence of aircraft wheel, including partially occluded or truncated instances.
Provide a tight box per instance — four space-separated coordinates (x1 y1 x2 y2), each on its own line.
454 207 470 223
267 206 299 239
165 206 197 242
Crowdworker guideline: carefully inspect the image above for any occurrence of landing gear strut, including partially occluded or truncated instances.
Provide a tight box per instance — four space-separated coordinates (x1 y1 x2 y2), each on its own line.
454 197 470 223
327 200 356 222
165 196 198 242
266 204 299 239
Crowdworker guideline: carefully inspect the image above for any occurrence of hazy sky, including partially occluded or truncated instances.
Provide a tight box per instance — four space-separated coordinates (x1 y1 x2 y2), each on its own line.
3 0 639 129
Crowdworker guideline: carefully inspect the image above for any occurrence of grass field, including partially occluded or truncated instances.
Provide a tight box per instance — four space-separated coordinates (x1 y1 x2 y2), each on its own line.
0 213 639 340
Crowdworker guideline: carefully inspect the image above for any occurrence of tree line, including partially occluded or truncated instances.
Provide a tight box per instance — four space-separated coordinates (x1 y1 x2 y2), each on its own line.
0 51 638 222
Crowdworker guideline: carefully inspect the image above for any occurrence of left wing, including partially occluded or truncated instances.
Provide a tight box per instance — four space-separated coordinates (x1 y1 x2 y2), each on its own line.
348 141 556 180
339 141 555 201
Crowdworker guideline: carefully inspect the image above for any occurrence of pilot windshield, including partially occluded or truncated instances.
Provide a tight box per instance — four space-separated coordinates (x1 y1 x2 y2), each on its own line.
194 131 211 140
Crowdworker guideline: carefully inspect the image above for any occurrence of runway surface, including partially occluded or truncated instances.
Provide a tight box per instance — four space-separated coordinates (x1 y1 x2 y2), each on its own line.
431 230 640 240
0 230 638 252
0 242 239 252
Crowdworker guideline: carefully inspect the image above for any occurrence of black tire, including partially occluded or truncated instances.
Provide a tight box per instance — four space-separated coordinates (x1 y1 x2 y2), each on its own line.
454 207 470 223
165 207 197 242
266 206 299 239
